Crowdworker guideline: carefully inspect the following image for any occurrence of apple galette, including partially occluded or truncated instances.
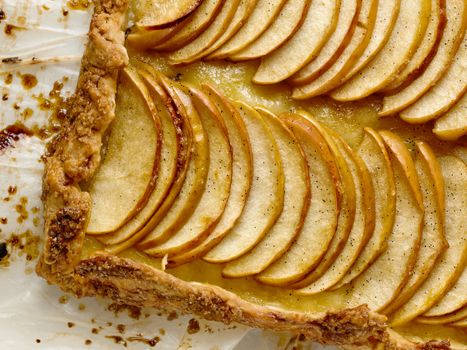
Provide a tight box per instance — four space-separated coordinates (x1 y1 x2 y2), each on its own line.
37 0 467 348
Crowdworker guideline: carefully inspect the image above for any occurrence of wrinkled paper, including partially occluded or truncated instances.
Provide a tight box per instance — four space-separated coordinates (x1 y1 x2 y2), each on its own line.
0 1 336 349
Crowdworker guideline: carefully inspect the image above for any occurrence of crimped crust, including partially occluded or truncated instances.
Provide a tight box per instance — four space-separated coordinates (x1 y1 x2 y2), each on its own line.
36 1 453 348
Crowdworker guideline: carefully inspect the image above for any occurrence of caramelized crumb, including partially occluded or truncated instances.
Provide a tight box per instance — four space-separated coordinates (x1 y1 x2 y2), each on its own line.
187 318 200 334
20 74 38 90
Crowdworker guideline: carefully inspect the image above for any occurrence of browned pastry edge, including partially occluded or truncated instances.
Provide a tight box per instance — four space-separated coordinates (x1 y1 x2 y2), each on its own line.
35 1 452 349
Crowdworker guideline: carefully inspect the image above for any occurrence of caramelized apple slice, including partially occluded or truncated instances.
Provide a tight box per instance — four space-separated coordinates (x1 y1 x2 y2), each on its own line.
433 93 467 141
198 0 258 58
335 0 400 84
382 142 447 315
143 86 232 257
86 68 161 235
136 78 209 249
291 0 378 98
222 108 310 278
99 68 183 248
382 0 445 92
380 0 466 116
228 0 310 61
390 155 467 326
399 34 467 123
167 85 253 267
330 0 432 101
168 0 241 64
203 101 284 263
297 132 375 294
291 121 356 289
423 268 467 317
257 113 339 286
154 0 226 52
253 0 340 84
291 0 360 84
332 128 395 289
209 0 287 59
343 131 424 312
135 0 203 28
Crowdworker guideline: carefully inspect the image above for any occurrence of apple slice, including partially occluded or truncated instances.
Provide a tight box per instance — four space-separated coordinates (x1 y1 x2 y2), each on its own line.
98 68 184 248
418 306 467 325
331 128 395 289
297 132 375 295
143 86 232 257
252 0 340 84
221 108 310 278
382 0 445 93
291 0 360 85
167 84 253 267
136 78 210 250
423 268 467 317
154 0 226 52
342 130 424 312
433 93 467 141
203 101 284 263
330 0 432 101
382 141 447 315
197 0 258 58
380 0 466 116
168 0 240 64
135 0 203 28
126 25 183 50
257 112 339 286
228 0 310 61
86 68 161 235
399 34 467 123
291 122 356 289
208 0 287 59
389 156 467 326
291 0 378 98
334 0 400 85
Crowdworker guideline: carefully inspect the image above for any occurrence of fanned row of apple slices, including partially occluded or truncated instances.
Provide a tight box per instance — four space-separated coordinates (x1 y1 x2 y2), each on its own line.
128 0 467 140
86 66 466 326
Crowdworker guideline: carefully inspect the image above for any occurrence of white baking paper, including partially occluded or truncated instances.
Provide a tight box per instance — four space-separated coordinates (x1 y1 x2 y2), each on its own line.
0 1 337 349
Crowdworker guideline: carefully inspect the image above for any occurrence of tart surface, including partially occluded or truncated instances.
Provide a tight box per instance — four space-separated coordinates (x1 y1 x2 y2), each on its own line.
37 0 467 349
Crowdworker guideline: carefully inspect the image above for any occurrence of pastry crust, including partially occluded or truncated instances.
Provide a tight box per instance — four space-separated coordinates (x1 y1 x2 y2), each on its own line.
35 1 454 348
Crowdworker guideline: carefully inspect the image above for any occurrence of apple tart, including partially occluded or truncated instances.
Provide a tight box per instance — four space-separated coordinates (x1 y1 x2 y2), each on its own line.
37 0 467 349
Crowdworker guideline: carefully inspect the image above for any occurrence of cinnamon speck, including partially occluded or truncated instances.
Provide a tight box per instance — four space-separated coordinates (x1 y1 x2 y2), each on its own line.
0 242 8 260
0 218 7 224
67 322 75 328
116 324 126 334
58 295 70 304
35 339 41 344
20 74 38 90
78 303 86 311
84 339 92 346
7 185 17 195
4 73 13 84
2 94 8 101
91 327 99 334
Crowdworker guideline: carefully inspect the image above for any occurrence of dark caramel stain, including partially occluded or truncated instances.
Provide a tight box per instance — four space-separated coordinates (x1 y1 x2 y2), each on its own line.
0 9 6 21
58 295 70 304
0 123 33 152
127 335 160 347
0 218 7 224
62 8 69 17
8 185 17 195
2 93 8 101
166 311 178 321
67 322 75 328
4 73 13 85
84 339 92 346
2 57 21 64
4 24 23 36
15 196 29 223
20 73 38 90
0 242 8 260
21 107 34 120
35 339 41 344
187 318 200 334
91 327 99 334
67 0 91 10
